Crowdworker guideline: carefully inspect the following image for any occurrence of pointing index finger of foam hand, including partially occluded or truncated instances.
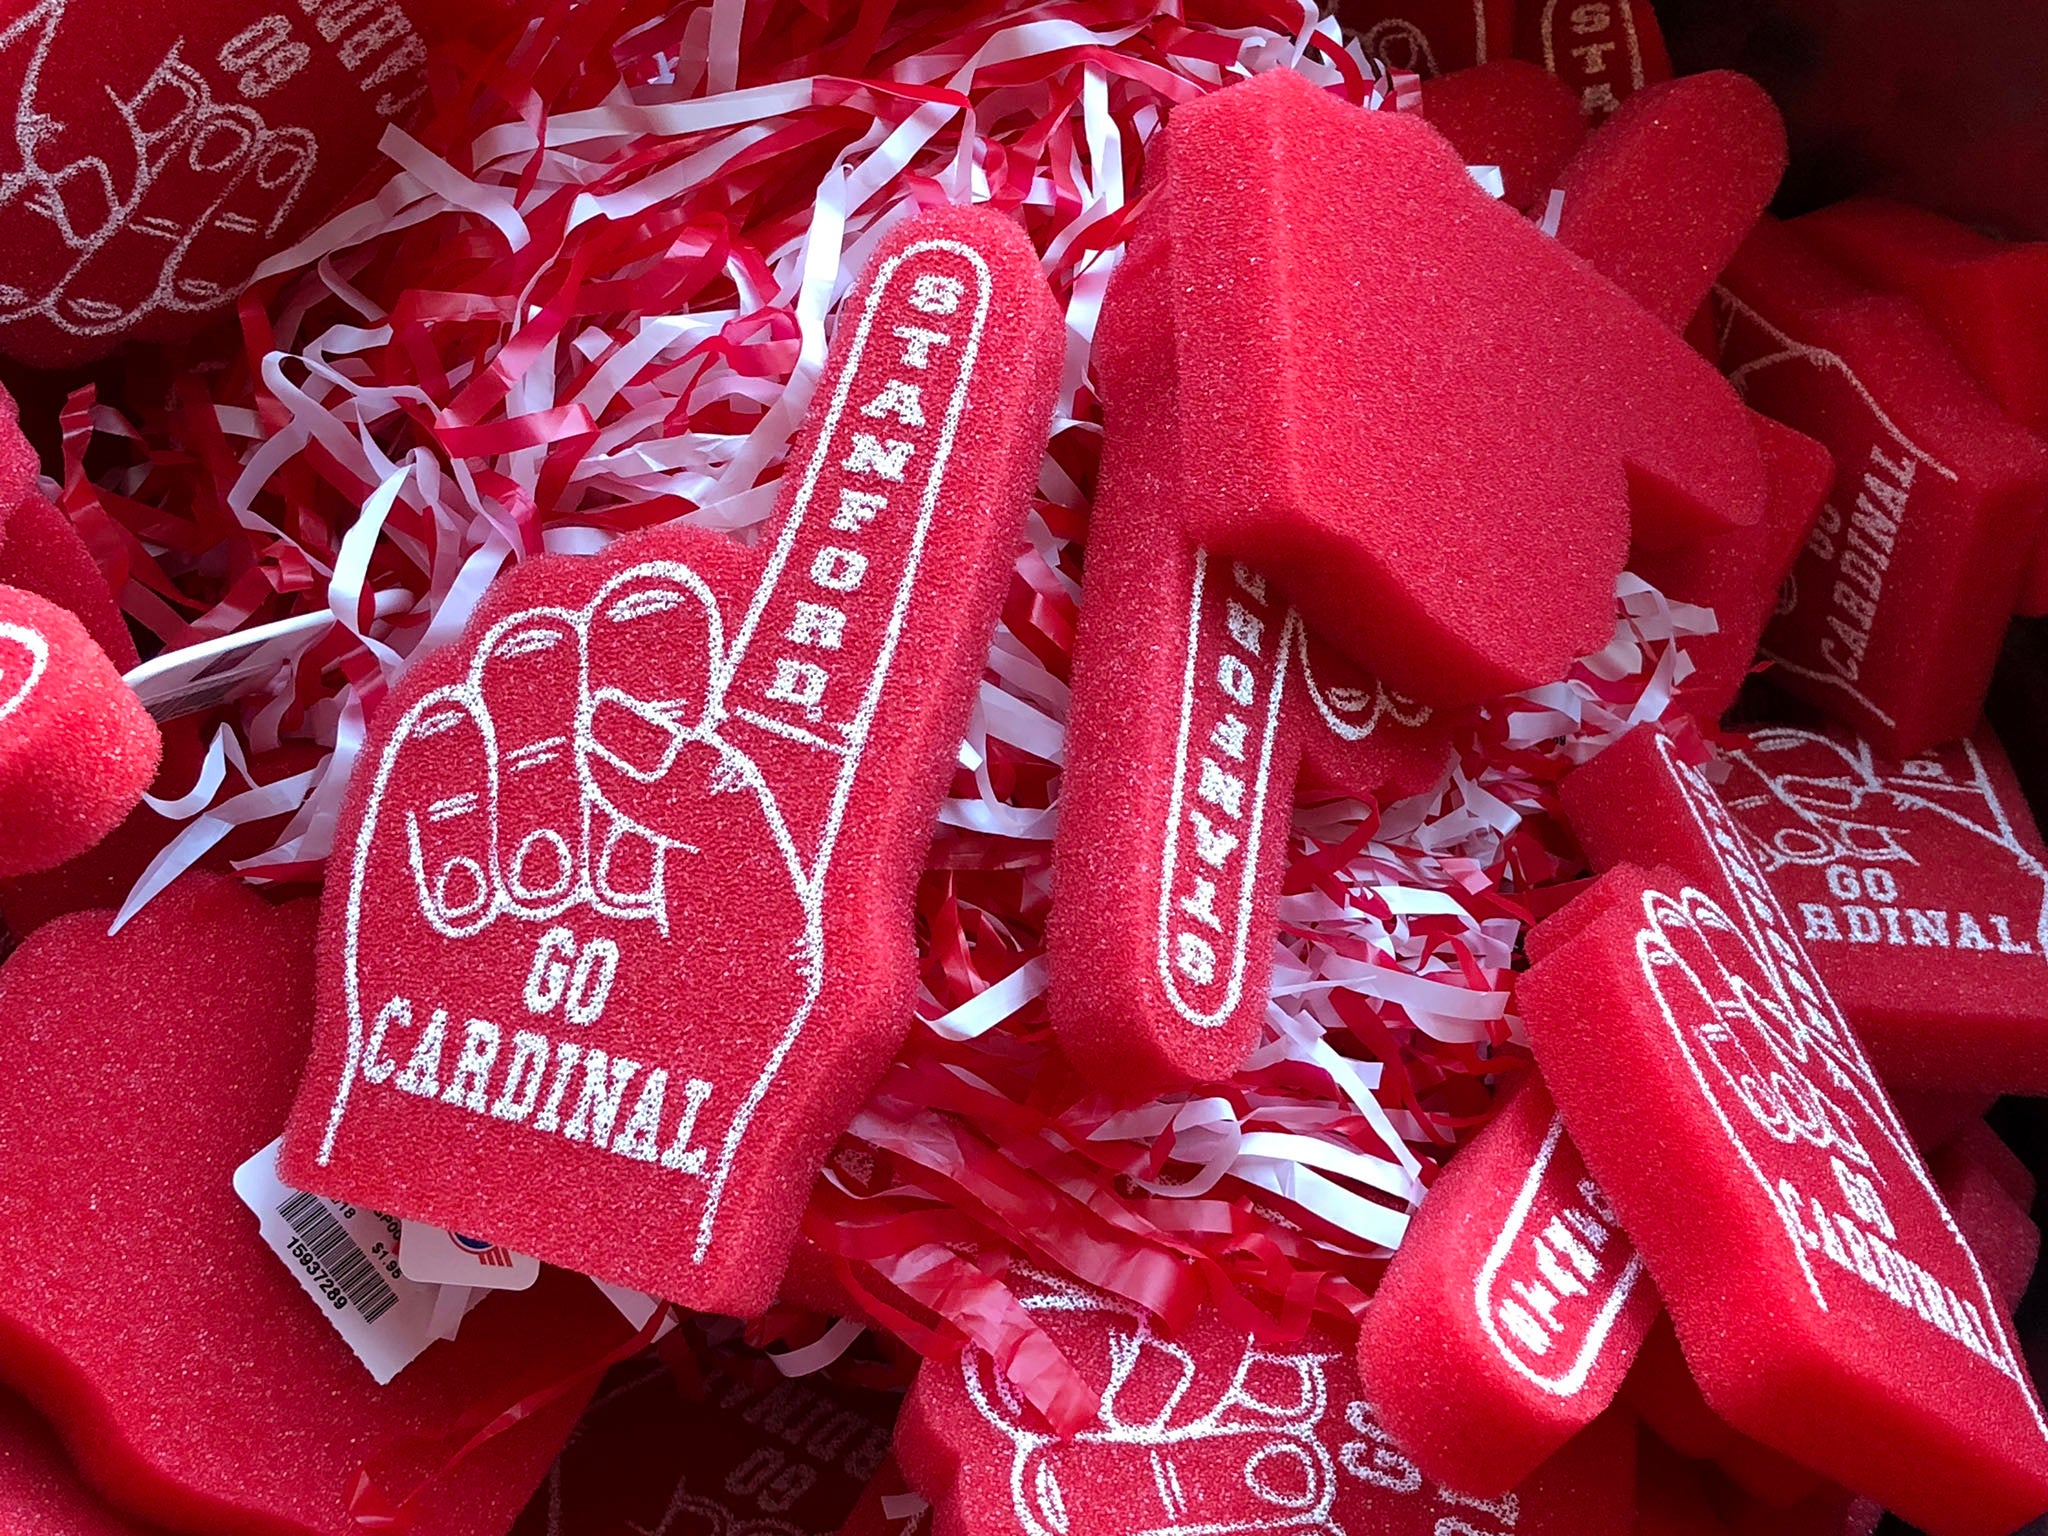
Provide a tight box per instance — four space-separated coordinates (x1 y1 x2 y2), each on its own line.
719 206 1064 889
1161 70 1766 708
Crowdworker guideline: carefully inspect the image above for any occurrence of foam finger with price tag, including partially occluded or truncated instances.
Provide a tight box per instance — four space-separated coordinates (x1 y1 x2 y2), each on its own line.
0 583 159 879
1159 70 1765 707
1050 163 1449 1092
0 872 629 1536
281 205 1063 1317
1355 1077 1659 1496
1526 726 2048 1536
896 1271 1639 1536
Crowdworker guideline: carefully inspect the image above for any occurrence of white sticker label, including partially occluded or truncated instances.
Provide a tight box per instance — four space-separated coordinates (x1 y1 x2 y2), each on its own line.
397 1219 540 1291
232 1138 446 1384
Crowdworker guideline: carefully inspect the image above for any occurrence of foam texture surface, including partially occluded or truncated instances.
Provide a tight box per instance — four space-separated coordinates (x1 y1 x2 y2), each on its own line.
1718 218 2048 755
1162 70 1765 706
1633 415 1832 723
0 872 627 1536
1794 198 2048 616
1356 1078 1656 1494
1049 164 1449 1090
1514 0 1670 121
0 491 137 668
1533 726 2048 1535
1335 0 1512 79
898 1272 1638 1536
280 206 1063 1315
0 1389 163 1536
1419 60 1584 212
1708 721 2048 1093
1556 72 1787 332
0 583 158 879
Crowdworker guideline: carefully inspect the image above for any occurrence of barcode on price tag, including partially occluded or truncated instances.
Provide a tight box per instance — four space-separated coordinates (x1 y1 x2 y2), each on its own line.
233 1138 446 1384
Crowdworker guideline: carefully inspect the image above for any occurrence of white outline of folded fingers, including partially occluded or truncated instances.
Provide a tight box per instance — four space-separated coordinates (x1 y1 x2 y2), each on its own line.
0 622 49 724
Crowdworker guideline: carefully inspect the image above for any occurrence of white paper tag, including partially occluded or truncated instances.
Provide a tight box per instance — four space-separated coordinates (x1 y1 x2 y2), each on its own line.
124 611 336 722
398 1219 541 1291
232 1139 446 1384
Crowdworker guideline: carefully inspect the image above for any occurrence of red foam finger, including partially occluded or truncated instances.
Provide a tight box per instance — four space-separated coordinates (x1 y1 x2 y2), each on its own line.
0 387 35 544
1792 198 2048 617
1891 1088 1999 1153
1355 1078 1657 1495
0 1390 159 1536
1050 168 1449 1091
0 873 629 1536
0 0 497 365
1529 726 2048 1535
1703 720 2048 1094
1634 415 1833 724
1418 60 1586 212
0 583 159 879
0 491 136 668
897 1273 1638 1536
1936 1152 2039 1313
281 206 1063 1316
1933 1119 2036 1209
1163 70 1765 706
1514 0 1671 121
1621 1317 1827 1510
1796 198 2048 440
1715 218 2048 756
1553 71 1787 334
1334 0 1514 79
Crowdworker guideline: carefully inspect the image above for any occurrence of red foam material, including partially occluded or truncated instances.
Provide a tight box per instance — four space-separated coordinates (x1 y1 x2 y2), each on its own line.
0 873 628 1536
0 1390 160 1536
0 387 34 546
1891 1088 2000 1152
1936 1155 2039 1312
1793 198 2048 617
1634 415 1833 723
506 1346 898 1536
0 584 158 879
1162 70 1766 707
1355 1078 1657 1494
280 207 1062 1315
1716 218 2048 756
1514 0 1671 121
1418 61 1585 212
1049 165 1449 1090
1622 1316 1826 1509
0 491 136 668
1333 0 1513 78
0 722 315 936
0 0 486 366
1708 721 2048 1093
1531 725 2048 1535
1796 199 2048 440
1555 72 1788 332
897 1277 1638 1536
1935 1119 2037 1209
